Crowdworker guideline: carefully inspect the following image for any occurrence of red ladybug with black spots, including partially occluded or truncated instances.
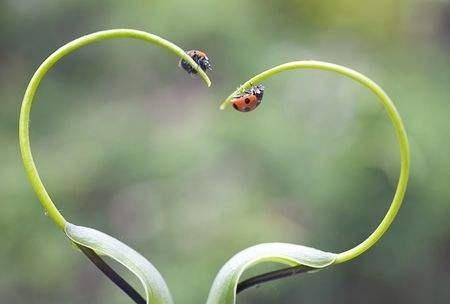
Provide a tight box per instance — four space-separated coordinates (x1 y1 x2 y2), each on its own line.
179 50 212 75
231 84 264 112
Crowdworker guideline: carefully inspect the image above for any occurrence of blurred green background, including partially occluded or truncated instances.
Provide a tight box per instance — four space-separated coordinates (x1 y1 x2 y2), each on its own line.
1 0 449 303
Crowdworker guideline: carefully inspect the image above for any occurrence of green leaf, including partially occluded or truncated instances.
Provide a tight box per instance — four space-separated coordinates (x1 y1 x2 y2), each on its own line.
206 243 337 304
65 223 173 304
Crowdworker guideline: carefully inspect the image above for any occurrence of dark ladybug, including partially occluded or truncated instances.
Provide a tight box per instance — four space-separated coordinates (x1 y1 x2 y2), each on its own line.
179 50 212 75
231 84 264 112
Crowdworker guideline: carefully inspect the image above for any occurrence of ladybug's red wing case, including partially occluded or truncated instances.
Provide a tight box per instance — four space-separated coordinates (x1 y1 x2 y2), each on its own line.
189 50 207 58
231 84 265 112
232 95 260 112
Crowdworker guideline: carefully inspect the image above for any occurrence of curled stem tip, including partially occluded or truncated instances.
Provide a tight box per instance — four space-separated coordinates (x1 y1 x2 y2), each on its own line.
19 29 212 230
221 61 410 264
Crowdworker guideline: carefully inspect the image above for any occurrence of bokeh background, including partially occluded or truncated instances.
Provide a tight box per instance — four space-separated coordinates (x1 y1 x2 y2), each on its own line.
1 1 449 303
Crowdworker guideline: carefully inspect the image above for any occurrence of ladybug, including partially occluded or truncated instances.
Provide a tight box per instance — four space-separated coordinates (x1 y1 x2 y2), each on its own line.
179 50 212 75
231 84 265 112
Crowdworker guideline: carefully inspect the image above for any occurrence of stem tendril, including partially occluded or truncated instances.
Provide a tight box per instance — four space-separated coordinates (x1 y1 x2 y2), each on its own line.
221 61 410 263
19 29 211 230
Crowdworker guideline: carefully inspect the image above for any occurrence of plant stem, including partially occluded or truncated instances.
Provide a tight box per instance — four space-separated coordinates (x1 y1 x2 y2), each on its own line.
220 61 410 264
77 244 146 304
236 264 314 294
19 29 211 231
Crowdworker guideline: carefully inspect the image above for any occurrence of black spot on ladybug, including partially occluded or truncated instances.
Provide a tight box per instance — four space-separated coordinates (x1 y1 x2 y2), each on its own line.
231 84 265 113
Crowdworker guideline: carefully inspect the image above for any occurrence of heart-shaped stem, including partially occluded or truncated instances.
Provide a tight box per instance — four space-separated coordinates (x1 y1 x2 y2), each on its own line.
221 61 410 264
19 29 211 231
19 29 211 304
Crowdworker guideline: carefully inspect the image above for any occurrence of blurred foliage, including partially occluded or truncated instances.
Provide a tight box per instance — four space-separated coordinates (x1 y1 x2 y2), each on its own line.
1 0 449 303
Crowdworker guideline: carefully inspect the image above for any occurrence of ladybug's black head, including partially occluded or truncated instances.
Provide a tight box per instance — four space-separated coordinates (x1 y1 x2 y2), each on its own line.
251 84 265 100
195 55 212 72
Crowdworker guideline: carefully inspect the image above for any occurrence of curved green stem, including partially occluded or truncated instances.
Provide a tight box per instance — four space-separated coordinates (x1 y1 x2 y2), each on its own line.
220 61 410 264
19 29 211 231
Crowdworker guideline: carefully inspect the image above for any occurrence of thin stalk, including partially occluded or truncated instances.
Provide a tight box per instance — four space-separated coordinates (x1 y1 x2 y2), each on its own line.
236 264 314 294
221 61 410 264
19 29 212 304
77 244 146 304
19 29 211 230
